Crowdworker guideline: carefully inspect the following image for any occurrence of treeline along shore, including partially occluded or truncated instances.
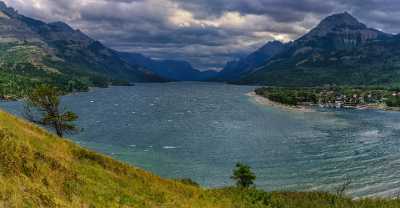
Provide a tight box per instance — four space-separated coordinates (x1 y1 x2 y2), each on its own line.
254 86 400 111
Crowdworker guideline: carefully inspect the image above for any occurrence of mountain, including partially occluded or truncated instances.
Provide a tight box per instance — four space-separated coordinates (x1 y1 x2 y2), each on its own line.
216 41 286 81
298 12 389 48
0 1 163 99
239 12 400 86
118 52 218 81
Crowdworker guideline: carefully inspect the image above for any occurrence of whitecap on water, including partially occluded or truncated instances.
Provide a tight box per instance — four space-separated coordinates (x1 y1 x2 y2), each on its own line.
163 146 177 149
355 129 386 144
129 144 136 147
90 100 95 103
359 130 381 139
384 122 400 130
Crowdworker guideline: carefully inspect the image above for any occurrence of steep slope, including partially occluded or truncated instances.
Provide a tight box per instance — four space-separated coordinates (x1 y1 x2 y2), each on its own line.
239 13 400 86
0 1 163 99
118 52 218 81
217 41 286 81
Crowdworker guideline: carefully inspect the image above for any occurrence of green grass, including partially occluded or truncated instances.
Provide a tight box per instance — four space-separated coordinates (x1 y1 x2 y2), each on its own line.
1 109 400 207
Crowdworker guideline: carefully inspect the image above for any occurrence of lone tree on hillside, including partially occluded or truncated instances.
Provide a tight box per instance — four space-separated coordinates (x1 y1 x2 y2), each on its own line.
231 163 256 188
24 84 78 137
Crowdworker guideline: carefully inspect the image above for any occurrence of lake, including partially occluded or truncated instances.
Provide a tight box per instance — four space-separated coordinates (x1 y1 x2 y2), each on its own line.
2 82 400 198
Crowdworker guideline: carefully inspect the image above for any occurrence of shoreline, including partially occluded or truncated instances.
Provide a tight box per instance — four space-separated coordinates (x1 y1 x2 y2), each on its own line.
247 92 315 113
248 91 400 113
345 104 400 112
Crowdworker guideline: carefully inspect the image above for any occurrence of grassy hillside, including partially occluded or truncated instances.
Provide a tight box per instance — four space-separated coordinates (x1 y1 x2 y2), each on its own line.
1 109 400 207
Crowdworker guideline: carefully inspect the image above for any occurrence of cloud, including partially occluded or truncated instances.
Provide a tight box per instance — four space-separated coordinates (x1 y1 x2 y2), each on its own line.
3 0 400 70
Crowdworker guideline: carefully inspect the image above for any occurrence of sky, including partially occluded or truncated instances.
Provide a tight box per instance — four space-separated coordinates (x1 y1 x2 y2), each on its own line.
3 0 400 71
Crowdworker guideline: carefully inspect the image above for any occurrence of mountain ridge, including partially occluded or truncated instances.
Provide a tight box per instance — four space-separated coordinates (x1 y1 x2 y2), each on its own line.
0 1 165 99
237 12 400 86
118 52 218 81
216 40 286 81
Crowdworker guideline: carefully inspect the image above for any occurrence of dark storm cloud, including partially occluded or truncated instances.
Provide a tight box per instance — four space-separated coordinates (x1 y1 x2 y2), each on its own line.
3 0 400 70
173 0 335 22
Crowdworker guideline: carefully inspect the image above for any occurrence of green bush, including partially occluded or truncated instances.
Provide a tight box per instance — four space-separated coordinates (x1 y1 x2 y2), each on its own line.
231 163 256 188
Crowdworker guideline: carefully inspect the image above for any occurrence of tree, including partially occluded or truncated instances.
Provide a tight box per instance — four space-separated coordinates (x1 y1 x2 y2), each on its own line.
231 163 256 188
24 84 78 137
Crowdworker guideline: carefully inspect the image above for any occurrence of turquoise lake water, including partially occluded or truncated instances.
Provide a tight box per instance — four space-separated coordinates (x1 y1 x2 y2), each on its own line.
2 82 400 197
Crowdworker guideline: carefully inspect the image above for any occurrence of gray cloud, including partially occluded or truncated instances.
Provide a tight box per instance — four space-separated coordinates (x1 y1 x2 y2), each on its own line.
3 0 400 70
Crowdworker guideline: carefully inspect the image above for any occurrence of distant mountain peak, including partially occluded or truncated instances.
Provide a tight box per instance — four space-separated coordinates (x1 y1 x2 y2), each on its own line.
318 12 366 29
299 12 390 46
216 40 286 81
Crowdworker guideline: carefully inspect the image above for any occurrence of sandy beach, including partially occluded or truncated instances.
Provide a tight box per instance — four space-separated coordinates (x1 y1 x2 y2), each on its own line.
246 92 314 113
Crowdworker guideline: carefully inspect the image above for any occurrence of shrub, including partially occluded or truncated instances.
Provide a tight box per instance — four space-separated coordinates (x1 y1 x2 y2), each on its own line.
231 163 256 188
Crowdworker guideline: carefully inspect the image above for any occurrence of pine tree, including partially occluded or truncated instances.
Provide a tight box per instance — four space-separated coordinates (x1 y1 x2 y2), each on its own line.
24 84 78 137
